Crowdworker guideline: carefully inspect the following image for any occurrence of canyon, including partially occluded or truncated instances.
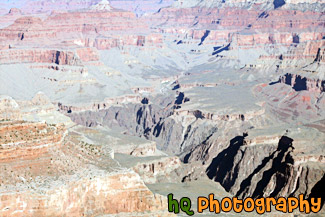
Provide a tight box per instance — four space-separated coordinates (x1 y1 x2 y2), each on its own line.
0 0 324 216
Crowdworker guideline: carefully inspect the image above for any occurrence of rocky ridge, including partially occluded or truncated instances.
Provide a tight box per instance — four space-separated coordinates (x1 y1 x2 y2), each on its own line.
0 94 179 217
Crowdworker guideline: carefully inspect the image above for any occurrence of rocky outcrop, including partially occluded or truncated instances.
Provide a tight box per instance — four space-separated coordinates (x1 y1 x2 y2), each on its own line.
58 95 144 113
0 49 82 65
8 8 21 16
0 169 169 217
132 156 181 183
88 34 163 50
90 0 113 11
254 82 325 122
67 87 325 210
0 9 154 53
17 0 174 15
76 47 100 62
206 135 325 201
68 101 220 154
279 73 325 92
174 108 265 122
0 96 21 120
0 103 171 216
0 16 55 41
172 0 325 10
45 10 146 36
257 40 325 69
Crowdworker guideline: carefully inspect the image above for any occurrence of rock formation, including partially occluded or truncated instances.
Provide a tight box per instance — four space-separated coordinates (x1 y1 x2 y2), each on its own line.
8 8 22 16
90 0 113 11
0 95 174 217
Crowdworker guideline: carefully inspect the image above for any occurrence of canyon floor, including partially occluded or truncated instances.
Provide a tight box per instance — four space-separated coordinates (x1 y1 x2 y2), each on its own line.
0 0 324 216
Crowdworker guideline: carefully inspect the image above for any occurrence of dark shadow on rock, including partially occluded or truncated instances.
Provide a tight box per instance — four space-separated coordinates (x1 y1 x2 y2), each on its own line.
206 136 245 191
55 51 60 65
253 136 294 198
199 30 210 46
292 76 307 91
258 11 269 18
183 126 217 164
175 92 185 104
293 34 300 43
236 149 277 197
269 80 280 85
136 107 143 125
193 110 205 119
308 174 325 209
172 84 180 90
273 0 285 9
153 120 163 137
212 43 230 55
141 97 149 104
183 152 192 164
236 136 294 198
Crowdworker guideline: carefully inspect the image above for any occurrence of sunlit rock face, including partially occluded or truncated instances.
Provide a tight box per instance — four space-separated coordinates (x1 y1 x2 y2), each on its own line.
21 0 101 13
2 0 175 15
0 96 173 217
90 0 113 11
110 0 175 15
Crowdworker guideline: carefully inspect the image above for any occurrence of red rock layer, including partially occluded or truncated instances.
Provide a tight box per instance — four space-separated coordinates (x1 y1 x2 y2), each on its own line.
0 121 65 163
0 49 81 65
150 7 324 49
0 17 55 41
0 170 169 217
279 73 325 93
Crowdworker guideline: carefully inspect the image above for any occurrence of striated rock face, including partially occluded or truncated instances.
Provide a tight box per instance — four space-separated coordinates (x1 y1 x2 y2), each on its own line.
207 135 325 201
0 49 81 65
76 47 100 62
45 10 144 34
67 90 325 212
151 7 324 35
172 0 325 10
279 73 325 92
0 9 150 48
57 95 145 114
68 72 325 212
69 34 163 50
0 121 65 162
7 0 174 15
0 96 172 217
4 0 325 15
0 16 54 41
69 101 219 155
0 169 169 217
